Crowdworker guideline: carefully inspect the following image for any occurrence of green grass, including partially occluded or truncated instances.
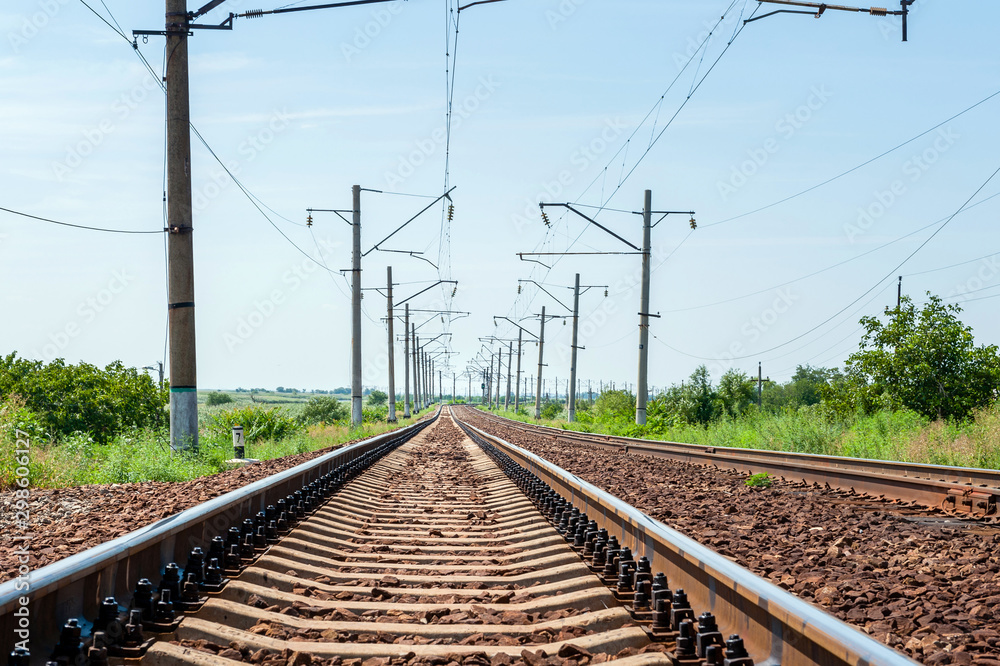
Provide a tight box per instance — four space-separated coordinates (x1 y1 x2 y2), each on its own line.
0 402 436 490
482 402 1000 470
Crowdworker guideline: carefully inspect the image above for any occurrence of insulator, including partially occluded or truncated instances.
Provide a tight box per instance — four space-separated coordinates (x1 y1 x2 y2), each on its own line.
244 9 265 18
604 288 609 297
541 211 550 227
441 316 444 323
517 285 522 294
563 319 566 326
869 7 888 15
451 287 457 297
447 204 455 221
689 217 697 230
306 214 313 227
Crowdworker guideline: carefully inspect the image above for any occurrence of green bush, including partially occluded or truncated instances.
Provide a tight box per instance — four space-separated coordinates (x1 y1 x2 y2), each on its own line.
299 396 350 425
0 353 166 443
362 405 388 423
367 390 388 406
540 402 563 420
205 392 234 406
207 405 302 443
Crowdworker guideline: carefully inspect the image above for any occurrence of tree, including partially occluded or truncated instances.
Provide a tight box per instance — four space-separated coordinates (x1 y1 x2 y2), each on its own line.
367 390 388 406
763 365 840 411
206 392 234 406
717 369 756 417
299 396 349 425
683 365 719 426
0 354 167 442
593 390 635 422
834 295 1000 420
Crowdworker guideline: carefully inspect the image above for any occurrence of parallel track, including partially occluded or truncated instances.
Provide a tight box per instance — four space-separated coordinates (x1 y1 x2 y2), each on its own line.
1 408 918 666
464 408 1000 518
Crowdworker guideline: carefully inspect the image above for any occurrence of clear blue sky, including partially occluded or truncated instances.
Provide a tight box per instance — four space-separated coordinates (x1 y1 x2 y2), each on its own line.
1 0 998 394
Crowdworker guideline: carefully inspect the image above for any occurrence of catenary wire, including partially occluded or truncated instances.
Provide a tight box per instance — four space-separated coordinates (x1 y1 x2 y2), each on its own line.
703 87 1000 229
653 161 1000 361
0 206 164 235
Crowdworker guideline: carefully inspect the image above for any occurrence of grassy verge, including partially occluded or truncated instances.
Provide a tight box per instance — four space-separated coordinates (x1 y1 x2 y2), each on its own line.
0 404 436 490
481 404 1000 469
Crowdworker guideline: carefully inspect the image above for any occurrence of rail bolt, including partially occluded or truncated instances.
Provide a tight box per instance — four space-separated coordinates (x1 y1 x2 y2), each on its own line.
723 635 754 666
154 590 175 623
185 547 206 584
158 563 182 600
696 612 724 658
52 618 83 663
675 619 698 659
705 644 724 666
87 632 109 666
617 563 635 594
205 559 224 585
132 579 155 621
93 597 120 636
670 589 696 629
123 610 144 647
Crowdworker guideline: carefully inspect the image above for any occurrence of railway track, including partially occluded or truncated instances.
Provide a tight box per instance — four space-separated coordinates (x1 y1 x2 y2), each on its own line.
463 408 1000 519
1 408 916 666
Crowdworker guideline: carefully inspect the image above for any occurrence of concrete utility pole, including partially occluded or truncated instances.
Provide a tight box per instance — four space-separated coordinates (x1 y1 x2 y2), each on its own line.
351 184 363 428
467 373 471 403
386 267 396 422
757 362 771 408
165 0 198 452
403 304 411 418
535 306 547 419
452 372 456 403
568 273 581 422
505 343 512 410
636 189 652 426
514 329 523 413
413 331 421 411
438 369 442 404
495 351 502 408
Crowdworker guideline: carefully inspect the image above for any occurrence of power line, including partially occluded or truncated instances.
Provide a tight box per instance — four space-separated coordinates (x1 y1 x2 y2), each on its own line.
904 246 1000 277
0 205 164 235
654 160 1000 362
78 0 130 42
703 87 1000 229
503 0 753 324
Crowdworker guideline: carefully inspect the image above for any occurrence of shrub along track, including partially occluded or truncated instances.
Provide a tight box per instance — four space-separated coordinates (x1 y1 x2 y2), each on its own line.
0 416 436 585
455 407 1000 666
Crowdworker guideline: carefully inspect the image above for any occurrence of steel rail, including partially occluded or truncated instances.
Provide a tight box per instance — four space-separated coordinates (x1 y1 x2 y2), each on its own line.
453 413 920 666
0 409 440 657
470 410 1000 517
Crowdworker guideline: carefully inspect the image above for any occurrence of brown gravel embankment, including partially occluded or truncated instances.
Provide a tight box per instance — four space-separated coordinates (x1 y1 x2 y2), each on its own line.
458 408 1000 666
0 417 433 585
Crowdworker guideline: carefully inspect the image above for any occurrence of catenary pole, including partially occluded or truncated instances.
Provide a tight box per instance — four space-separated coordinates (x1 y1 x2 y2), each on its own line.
514 328 522 413
534 306 546 419
403 304 411 417
505 342 512 410
386 266 396 422
166 0 198 452
636 189 652 426
568 272 581 422
351 184 363 427
414 332 421 411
